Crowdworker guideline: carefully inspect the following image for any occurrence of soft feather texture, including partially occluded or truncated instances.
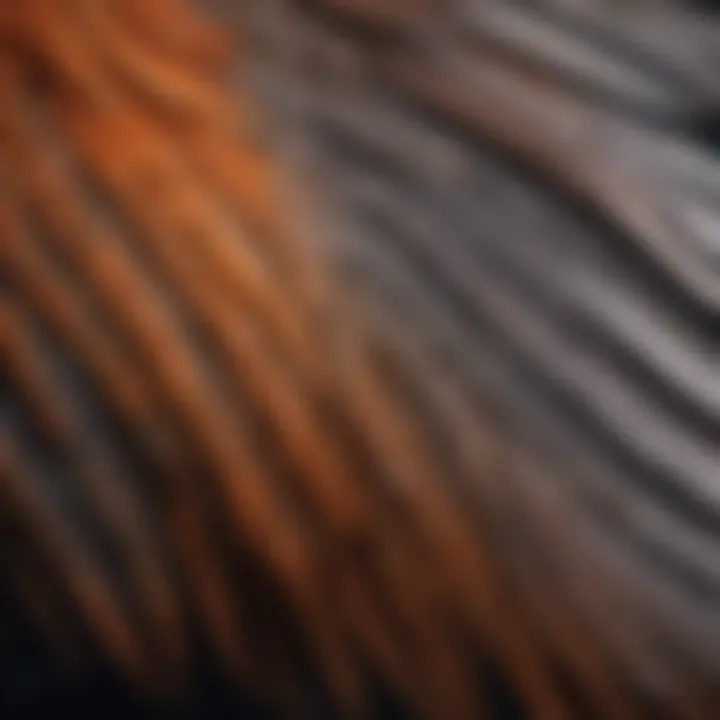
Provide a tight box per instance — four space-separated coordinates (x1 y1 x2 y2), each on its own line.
2 0 719 718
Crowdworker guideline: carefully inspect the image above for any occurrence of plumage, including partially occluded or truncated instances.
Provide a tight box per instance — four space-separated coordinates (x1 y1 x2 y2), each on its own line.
2 1 719 717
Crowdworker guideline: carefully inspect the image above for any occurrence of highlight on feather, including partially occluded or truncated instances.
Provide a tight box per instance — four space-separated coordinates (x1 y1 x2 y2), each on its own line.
1 0 718 718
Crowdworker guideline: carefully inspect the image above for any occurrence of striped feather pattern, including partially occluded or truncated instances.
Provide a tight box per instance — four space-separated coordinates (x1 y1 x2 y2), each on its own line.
2 0 719 717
